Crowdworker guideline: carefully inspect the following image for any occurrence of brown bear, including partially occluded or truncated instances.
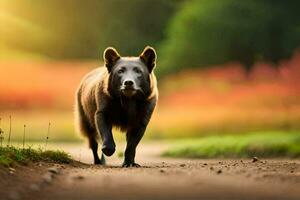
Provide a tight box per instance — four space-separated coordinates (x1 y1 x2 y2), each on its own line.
75 46 158 167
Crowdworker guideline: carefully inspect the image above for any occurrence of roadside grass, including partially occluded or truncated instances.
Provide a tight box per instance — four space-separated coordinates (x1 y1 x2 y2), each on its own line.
162 131 300 158
0 146 72 167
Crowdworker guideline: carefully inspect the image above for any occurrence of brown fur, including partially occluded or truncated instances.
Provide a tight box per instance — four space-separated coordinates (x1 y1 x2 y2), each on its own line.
75 46 158 166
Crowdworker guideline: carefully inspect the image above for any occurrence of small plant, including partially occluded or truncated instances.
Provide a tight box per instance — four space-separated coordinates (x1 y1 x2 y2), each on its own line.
0 131 3 147
0 117 4 147
45 122 51 150
22 124 26 149
7 115 12 147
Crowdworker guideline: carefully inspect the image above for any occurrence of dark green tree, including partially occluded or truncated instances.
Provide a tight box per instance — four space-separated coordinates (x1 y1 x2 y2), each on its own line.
158 0 300 77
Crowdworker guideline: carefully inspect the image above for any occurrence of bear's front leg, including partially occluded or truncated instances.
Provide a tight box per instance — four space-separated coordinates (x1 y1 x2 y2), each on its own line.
95 110 116 156
122 126 146 167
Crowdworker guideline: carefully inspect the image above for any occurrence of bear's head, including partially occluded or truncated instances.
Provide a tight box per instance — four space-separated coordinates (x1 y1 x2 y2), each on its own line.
104 46 157 98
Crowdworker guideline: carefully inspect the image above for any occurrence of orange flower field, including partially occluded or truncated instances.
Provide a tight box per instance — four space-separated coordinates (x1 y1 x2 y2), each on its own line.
0 53 299 140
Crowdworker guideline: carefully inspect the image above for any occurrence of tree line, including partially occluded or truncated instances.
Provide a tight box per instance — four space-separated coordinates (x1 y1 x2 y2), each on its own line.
2 0 300 76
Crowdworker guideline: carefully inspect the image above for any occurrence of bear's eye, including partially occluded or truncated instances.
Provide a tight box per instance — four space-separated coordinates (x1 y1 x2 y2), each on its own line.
117 69 125 74
133 67 142 74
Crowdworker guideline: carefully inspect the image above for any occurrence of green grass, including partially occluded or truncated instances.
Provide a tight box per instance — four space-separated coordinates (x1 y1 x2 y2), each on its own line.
162 131 300 158
0 146 72 167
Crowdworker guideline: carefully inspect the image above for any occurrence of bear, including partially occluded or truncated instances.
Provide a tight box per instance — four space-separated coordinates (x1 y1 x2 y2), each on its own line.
75 46 158 167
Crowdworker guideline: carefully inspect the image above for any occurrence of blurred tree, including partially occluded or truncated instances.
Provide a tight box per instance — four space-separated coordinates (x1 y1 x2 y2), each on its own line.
0 0 181 59
96 0 182 56
158 0 300 76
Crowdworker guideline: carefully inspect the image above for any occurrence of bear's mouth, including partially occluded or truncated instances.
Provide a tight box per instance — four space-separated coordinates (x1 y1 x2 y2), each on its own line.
121 88 137 97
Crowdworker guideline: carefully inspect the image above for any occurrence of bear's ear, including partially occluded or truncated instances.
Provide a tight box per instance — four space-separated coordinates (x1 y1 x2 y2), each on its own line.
140 46 157 73
103 47 121 72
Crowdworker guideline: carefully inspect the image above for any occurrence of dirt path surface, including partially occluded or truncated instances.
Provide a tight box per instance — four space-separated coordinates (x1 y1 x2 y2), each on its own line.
1 142 300 200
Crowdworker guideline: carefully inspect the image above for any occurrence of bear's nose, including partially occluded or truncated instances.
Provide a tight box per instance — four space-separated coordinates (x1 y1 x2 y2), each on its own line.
124 80 134 87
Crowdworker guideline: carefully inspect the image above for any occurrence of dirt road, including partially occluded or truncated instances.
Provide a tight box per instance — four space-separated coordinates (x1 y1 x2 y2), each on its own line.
1 142 300 200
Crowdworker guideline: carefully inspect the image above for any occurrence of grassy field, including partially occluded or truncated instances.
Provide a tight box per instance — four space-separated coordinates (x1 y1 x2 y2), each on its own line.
0 146 72 167
163 131 300 158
